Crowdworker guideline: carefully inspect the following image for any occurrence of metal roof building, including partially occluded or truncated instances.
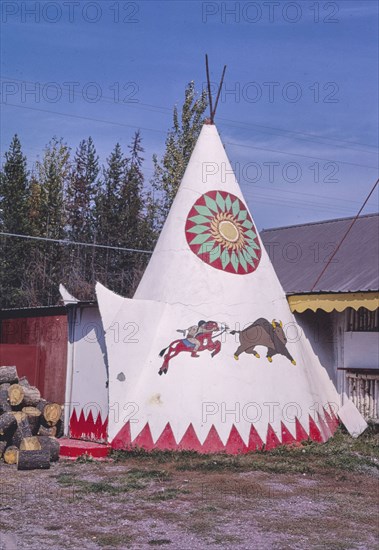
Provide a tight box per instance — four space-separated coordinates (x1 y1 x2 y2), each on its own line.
261 213 379 314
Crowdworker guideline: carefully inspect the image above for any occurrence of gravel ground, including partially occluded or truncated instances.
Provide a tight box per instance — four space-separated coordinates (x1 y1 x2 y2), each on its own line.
0 451 378 550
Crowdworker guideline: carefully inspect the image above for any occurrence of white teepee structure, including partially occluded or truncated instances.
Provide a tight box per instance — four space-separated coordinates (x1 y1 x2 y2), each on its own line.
95 123 366 453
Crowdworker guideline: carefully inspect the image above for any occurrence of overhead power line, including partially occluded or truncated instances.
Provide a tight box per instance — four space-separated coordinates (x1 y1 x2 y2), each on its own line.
0 232 153 254
310 178 379 291
2 76 377 153
2 103 377 170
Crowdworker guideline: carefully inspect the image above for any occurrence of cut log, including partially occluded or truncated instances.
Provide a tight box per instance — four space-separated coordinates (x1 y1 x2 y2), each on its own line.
8 384 24 406
11 415 32 447
0 386 11 413
0 440 7 458
18 376 30 387
0 366 18 385
22 406 41 435
0 412 17 436
4 446 18 465
22 385 41 406
38 402 62 426
55 418 64 439
37 436 60 462
36 399 48 413
38 425 57 437
17 449 50 470
8 384 41 407
10 411 27 423
20 436 41 451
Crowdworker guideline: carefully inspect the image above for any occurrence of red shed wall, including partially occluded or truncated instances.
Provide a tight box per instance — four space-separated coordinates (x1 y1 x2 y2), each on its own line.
0 315 68 404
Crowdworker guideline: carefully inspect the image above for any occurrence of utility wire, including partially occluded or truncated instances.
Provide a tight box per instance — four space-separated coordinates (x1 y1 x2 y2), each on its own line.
2 76 377 153
2 103 377 170
310 178 379 291
0 232 153 254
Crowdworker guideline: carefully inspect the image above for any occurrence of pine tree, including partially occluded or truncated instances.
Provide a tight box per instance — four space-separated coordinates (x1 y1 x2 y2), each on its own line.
120 131 144 246
27 137 71 305
94 143 127 288
152 81 208 226
67 137 99 242
118 131 149 294
63 137 100 297
0 135 31 307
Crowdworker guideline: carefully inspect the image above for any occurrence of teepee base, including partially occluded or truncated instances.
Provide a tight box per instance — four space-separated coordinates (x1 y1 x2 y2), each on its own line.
111 411 340 455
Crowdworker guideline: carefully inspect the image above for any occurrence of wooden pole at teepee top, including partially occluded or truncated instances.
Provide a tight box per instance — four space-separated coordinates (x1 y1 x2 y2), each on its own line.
205 55 227 124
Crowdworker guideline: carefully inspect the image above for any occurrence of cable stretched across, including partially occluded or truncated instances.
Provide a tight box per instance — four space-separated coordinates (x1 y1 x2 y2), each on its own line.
0 232 153 255
310 178 379 291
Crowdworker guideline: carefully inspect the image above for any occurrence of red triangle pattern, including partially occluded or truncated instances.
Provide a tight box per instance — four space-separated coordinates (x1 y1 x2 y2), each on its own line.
247 424 264 451
154 423 177 450
108 414 336 453
327 404 340 431
112 421 131 450
178 424 203 452
308 415 324 443
225 425 248 454
201 425 226 453
323 407 337 435
295 417 309 442
317 412 332 441
265 424 281 450
132 423 155 450
281 421 296 445
69 408 108 443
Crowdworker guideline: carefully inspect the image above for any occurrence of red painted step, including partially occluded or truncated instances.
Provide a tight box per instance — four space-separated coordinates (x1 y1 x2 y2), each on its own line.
59 437 111 459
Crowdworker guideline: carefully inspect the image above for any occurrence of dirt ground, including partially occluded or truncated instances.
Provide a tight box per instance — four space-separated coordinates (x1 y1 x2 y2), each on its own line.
1 431 378 550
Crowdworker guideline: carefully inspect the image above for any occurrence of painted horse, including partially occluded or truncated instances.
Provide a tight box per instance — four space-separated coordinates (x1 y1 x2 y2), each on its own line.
158 321 221 375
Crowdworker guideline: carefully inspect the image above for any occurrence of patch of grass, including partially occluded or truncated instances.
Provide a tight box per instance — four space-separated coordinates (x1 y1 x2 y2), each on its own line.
172 428 379 476
127 468 172 481
55 473 77 486
111 448 200 463
44 525 62 531
148 540 172 546
76 453 94 463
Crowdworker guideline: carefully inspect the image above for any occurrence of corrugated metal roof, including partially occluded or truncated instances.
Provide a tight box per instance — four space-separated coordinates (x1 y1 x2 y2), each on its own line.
260 213 379 294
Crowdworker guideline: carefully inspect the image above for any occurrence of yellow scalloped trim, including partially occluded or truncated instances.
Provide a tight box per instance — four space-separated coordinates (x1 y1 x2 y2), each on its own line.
288 292 379 313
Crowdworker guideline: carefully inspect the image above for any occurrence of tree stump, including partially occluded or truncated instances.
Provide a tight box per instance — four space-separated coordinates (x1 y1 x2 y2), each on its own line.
37 436 60 462
22 407 41 435
20 436 41 451
0 366 18 385
4 446 18 465
0 412 17 436
17 449 50 470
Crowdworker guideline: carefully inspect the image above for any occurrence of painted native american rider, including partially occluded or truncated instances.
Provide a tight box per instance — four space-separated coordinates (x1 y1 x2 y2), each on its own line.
177 321 208 357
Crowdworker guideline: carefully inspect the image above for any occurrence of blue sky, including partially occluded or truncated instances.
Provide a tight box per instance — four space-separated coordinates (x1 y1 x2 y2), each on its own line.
1 0 378 229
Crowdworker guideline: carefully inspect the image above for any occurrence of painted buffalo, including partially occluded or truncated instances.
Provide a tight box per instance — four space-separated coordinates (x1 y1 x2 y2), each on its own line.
230 318 296 365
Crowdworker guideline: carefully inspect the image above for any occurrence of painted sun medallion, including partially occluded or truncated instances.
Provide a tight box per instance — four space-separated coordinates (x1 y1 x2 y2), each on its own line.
185 190 262 274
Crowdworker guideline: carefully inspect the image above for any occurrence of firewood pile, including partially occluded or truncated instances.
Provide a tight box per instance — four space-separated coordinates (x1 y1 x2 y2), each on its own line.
0 366 63 470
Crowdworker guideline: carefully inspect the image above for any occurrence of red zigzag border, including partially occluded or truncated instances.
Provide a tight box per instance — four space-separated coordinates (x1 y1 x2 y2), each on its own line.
69 406 339 453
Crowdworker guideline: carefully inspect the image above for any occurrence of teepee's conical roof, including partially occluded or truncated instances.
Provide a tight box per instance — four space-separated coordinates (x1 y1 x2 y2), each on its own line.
96 123 366 453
